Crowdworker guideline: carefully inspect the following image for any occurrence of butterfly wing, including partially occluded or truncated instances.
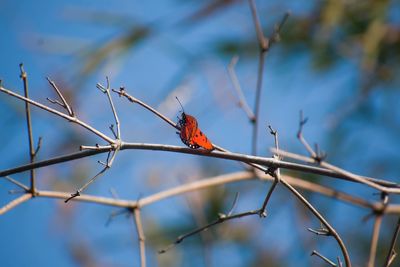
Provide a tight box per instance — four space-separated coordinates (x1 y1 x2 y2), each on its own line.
192 128 214 151
180 114 200 149
179 113 214 151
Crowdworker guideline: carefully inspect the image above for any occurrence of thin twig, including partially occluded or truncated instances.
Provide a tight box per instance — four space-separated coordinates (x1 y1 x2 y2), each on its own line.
112 87 177 129
227 56 255 121
0 85 114 143
297 110 316 158
34 137 42 156
159 209 260 254
134 208 146 267
248 1 289 156
308 227 330 236
297 111 389 193
270 148 398 188
248 0 267 156
97 77 121 139
294 113 400 193
20 63 36 194
259 125 280 217
280 178 351 266
3 176 30 191
65 148 119 203
105 208 131 226
227 192 240 217
66 75 123 201
311 250 337 266
384 217 400 267
46 77 74 116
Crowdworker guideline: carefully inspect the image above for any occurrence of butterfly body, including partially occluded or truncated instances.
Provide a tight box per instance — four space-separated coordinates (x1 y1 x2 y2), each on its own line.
178 112 214 151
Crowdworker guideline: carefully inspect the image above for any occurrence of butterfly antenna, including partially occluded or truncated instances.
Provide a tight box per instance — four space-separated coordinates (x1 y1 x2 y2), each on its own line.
175 96 185 113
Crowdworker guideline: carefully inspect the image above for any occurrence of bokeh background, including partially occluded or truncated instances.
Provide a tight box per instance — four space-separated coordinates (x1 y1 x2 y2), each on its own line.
1 0 400 266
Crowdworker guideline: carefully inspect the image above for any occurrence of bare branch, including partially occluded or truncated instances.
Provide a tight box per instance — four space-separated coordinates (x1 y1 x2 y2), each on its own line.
297 110 316 158
2 143 400 196
134 208 146 267
247 1 290 156
19 63 36 194
248 0 267 50
159 209 260 254
0 194 32 215
270 148 399 188
259 125 280 217
97 77 121 139
0 85 114 143
368 215 383 267
65 147 120 203
112 87 178 129
280 178 351 266
46 77 74 116
227 56 255 121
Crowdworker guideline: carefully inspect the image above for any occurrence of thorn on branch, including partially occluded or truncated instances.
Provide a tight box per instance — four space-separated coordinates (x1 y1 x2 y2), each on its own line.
297 110 308 139
270 11 291 45
113 86 126 97
308 227 331 236
33 137 42 157
105 208 132 227
109 124 117 139
227 192 240 217
311 250 337 266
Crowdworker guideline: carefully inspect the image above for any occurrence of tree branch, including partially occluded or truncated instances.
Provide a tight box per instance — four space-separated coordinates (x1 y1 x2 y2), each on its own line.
19 63 37 194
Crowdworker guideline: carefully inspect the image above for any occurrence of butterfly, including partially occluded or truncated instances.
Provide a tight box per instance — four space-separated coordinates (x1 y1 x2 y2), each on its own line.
176 97 214 151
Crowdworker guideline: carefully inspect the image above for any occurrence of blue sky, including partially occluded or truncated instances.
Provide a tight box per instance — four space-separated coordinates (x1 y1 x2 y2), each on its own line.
1 1 398 266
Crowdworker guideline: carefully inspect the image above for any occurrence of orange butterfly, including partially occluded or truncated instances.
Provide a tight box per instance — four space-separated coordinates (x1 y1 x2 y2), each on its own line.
176 97 214 151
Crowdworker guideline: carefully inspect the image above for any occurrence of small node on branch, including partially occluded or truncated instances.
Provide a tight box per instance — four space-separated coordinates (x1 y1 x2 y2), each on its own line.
259 209 267 218
113 86 126 97
33 137 42 157
313 143 327 163
65 191 80 203
19 63 27 79
217 213 227 219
